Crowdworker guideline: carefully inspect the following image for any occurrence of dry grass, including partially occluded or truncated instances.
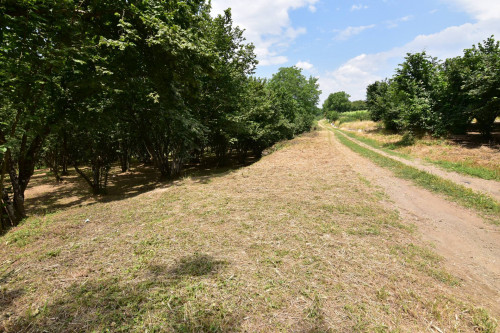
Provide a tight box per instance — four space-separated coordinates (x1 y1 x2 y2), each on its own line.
0 131 497 332
339 120 381 133
342 122 500 176
400 141 500 174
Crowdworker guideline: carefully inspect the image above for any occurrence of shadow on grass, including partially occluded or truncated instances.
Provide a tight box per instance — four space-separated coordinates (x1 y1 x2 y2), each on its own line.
163 253 228 277
5 254 240 333
0 289 24 310
24 154 260 217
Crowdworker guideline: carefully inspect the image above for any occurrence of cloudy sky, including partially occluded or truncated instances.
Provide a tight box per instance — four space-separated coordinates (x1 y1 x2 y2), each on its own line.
210 0 500 102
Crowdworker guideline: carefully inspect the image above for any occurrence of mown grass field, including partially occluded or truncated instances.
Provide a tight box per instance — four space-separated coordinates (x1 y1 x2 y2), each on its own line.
0 131 497 332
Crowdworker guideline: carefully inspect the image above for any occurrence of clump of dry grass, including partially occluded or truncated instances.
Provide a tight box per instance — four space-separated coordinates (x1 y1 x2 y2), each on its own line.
0 131 497 332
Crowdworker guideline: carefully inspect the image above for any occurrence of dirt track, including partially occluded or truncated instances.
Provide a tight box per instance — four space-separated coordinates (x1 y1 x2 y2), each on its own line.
336 130 500 202
324 128 500 315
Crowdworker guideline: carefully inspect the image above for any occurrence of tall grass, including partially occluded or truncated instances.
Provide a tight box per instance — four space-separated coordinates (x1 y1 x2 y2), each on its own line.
337 110 371 124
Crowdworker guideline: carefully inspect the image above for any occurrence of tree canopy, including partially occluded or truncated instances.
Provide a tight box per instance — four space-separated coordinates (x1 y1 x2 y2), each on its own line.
0 1 321 231
366 36 500 137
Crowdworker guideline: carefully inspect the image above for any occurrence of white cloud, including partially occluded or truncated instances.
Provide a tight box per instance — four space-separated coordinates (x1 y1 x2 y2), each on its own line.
296 61 314 71
334 24 376 40
351 4 369 11
318 54 383 101
211 0 318 66
442 0 500 20
386 15 413 29
318 1 500 102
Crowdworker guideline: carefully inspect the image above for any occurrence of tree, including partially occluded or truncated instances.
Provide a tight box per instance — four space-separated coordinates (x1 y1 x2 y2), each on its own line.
366 81 399 131
268 67 321 137
350 100 367 111
199 9 258 163
0 1 321 232
323 92 351 119
462 36 500 137
391 52 441 135
0 0 86 228
434 56 474 135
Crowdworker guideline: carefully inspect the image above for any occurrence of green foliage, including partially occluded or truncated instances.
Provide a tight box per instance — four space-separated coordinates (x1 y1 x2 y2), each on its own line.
366 80 399 131
0 1 321 226
323 91 351 115
350 100 368 111
391 52 441 135
462 37 500 137
267 66 321 138
337 111 371 124
326 111 340 122
366 37 500 138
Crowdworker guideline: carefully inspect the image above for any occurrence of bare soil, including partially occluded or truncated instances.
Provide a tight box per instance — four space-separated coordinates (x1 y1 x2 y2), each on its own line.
330 128 500 315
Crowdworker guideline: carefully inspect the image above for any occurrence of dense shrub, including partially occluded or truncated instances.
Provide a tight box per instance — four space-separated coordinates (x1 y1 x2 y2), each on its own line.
366 37 500 138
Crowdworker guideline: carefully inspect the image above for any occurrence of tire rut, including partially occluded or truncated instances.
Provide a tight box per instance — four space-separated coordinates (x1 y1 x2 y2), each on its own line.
324 128 500 315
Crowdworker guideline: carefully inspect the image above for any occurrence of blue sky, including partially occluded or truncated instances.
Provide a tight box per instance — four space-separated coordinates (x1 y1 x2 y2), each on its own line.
211 0 500 102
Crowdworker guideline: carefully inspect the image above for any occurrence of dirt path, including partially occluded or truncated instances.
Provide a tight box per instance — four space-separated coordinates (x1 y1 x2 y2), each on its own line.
325 128 500 315
336 129 500 202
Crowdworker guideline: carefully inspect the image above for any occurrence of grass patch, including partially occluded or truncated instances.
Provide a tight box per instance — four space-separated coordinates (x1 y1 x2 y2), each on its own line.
1 129 497 332
4 218 50 247
428 159 500 181
472 308 499 333
391 244 460 286
331 129 500 223
330 120 499 182
338 128 411 160
337 110 371 124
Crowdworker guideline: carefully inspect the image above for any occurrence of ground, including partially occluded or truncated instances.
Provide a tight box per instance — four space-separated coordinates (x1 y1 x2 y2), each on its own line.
0 129 498 332
338 121 500 176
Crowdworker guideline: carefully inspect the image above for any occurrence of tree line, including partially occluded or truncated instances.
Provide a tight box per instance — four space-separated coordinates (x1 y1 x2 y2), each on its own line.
0 1 321 231
322 91 367 122
366 37 499 139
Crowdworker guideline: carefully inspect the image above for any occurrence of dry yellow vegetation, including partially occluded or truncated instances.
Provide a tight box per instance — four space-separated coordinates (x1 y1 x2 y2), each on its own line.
0 130 497 332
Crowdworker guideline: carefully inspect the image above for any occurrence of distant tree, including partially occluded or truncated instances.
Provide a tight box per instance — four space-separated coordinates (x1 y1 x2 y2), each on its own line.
322 91 351 119
392 52 441 135
350 100 367 111
366 37 500 138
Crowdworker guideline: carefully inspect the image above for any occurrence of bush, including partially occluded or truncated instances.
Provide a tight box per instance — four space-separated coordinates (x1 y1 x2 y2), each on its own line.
326 110 340 122
400 132 416 146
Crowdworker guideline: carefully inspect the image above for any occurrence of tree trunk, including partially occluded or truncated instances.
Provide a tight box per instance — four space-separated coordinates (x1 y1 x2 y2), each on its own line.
1 153 27 227
119 150 129 173
45 155 62 182
1 188 15 233
61 134 69 175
